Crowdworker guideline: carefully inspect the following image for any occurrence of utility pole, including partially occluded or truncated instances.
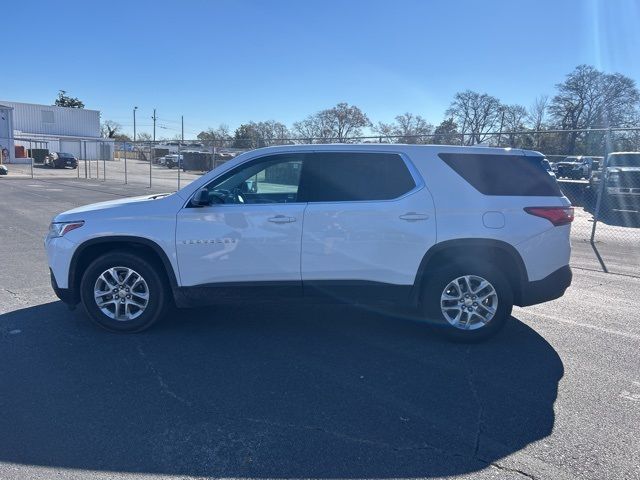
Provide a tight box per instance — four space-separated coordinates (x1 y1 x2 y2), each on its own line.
150 108 156 188
152 108 156 143
133 106 138 142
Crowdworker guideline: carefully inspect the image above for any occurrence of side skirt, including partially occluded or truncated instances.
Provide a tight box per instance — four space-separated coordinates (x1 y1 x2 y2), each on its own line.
173 280 413 308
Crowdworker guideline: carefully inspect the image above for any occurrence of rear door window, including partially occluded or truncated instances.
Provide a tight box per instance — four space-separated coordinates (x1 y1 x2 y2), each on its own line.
438 153 562 196
298 152 416 202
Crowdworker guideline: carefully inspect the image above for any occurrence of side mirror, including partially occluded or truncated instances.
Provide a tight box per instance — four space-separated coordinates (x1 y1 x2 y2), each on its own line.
191 188 211 207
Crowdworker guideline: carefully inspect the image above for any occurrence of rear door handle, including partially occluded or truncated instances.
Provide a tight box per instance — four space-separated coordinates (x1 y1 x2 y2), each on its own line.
268 215 296 224
399 212 430 221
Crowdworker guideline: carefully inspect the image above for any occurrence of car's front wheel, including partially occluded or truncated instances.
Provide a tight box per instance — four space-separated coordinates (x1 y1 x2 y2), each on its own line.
422 261 513 341
80 251 169 332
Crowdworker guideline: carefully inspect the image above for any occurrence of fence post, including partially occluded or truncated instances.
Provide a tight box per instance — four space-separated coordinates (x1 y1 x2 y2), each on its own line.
103 142 106 181
84 142 88 178
124 142 128 184
588 128 612 273
149 142 152 188
177 144 181 190
29 139 34 179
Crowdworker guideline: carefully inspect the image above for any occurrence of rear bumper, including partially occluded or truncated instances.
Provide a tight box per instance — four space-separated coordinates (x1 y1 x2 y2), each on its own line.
50 268 78 305
517 265 572 307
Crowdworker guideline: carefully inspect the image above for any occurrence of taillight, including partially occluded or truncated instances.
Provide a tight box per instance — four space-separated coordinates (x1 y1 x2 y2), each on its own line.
524 206 574 226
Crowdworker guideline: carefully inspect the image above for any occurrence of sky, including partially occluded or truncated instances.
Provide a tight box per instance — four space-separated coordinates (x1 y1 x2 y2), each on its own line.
3 0 639 139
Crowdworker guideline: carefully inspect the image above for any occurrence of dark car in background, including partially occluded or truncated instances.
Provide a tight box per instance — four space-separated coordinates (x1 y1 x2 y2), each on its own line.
44 152 78 169
588 152 640 214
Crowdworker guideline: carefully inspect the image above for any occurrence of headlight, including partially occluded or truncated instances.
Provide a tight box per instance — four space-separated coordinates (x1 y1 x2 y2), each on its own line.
48 221 84 238
607 173 620 184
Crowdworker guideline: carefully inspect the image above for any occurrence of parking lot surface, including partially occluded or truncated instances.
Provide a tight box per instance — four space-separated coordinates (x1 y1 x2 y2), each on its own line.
0 178 639 480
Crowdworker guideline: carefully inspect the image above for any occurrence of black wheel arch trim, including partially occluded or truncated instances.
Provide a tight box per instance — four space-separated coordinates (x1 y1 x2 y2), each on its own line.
411 238 529 305
68 236 179 303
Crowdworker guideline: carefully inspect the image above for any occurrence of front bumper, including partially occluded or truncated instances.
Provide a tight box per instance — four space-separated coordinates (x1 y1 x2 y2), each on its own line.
517 265 572 307
50 268 78 305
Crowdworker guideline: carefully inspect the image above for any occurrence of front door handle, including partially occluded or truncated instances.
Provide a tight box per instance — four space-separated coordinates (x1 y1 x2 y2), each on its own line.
399 212 430 222
268 215 296 224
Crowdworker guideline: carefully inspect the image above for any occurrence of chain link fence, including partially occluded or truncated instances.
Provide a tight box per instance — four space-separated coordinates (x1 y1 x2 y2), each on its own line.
2 128 638 277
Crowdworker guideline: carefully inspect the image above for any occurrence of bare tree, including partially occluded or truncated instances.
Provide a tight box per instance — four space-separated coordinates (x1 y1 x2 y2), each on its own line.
374 113 433 143
136 132 153 142
549 65 640 153
294 103 371 142
251 120 291 145
197 125 232 147
528 95 549 130
293 115 332 142
499 104 528 147
445 91 502 145
101 120 122 139
528 95 549 149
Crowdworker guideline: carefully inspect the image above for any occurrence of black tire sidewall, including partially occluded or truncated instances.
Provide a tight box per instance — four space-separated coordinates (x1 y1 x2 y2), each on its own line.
422 261 513 341
80 252 167 332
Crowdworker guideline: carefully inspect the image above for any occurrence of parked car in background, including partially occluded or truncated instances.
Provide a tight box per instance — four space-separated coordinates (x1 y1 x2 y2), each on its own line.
556 156 602 179
46 144 573 342
157 142 187 154
44 152 78 169
555 157 580 178
589 152 640 213
541 159 555 177
164 154 183 169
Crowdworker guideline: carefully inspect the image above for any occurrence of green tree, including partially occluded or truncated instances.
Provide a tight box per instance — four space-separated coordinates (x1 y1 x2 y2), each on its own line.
431 118 460 145
233 123 262 149
54 90 84 108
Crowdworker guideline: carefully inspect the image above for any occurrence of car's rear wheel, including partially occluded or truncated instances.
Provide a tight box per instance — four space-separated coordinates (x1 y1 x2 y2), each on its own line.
422 261 513 342
80 251 168 332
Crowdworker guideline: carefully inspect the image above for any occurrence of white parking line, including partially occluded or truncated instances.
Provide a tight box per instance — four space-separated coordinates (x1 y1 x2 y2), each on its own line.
517 308 640 340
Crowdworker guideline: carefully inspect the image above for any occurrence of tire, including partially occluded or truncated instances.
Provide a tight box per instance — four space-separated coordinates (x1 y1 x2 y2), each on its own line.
421 260 513 342
80 251 169 333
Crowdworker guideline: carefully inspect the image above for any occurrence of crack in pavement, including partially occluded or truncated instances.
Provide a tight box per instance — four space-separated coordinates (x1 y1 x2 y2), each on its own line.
130 345 540 479
136 343 193 407
485 459 538 479
465 345 484 458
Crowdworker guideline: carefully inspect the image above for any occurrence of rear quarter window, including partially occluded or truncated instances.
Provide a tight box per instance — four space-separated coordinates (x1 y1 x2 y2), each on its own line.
299 152 416 202
438 153 562 196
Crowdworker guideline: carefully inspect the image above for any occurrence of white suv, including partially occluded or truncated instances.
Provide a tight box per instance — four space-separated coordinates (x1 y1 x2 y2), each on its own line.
46 145 573 340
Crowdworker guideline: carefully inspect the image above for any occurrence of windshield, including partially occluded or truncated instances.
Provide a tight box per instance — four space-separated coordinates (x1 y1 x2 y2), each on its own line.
608 153 640 167
58 152 74 158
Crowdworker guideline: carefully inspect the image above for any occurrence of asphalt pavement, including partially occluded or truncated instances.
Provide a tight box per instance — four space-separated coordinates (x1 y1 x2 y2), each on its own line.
0 178 639 480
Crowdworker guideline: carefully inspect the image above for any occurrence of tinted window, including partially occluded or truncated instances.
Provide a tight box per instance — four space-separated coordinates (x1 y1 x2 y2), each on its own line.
203 154 303 204
439 153 562 196
298 152 416 202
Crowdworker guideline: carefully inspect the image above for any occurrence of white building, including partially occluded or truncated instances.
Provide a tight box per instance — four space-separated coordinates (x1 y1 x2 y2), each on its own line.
0 100 114 162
